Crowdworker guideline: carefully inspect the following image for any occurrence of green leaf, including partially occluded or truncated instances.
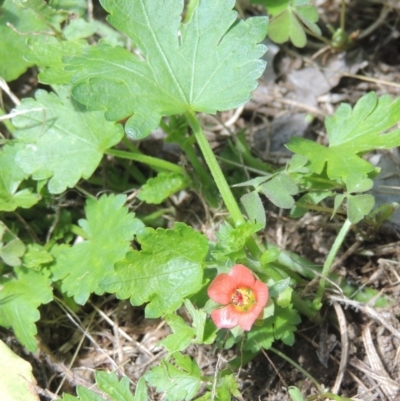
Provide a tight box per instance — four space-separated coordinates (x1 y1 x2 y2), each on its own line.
287 93 400 181
287 154 309 173
0 0 49 81
273 305 301 345
23 244 53 269
333 193 346 218
197 373 242 401
0 238 26 267
25 37 87 84
65 0 268 139
252 0 290 16
0 340 40 401
345 172 373 193
244 305 301 352
240 190 266 228
0 267 53 351
0 143 40 212
184 299 215 344
276 287 293 308
134 378 148 401
243 319 275 352
347 194 375 224
288 386 305 401
13 88 123 194
215 221 263 255
145 353 202 401
260 174 298 209
60 371 139 401
100 223 208 318
14 0 68 28
269 6 306 47
95 371 136 401
51 194 143 304
268 2 319 48
159 314 195 354
137 172 188 204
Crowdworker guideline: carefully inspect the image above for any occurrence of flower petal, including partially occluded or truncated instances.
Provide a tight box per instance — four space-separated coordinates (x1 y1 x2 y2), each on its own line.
208 273 236 305
229 264 256 288
210 305 239 329
236 306 264 331
253 280 268 308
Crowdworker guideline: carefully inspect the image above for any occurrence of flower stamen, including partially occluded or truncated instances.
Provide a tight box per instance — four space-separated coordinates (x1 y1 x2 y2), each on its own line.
231 288 256 312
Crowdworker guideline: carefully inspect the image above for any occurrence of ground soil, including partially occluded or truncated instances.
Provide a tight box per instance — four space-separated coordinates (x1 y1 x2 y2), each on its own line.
1 1 400 400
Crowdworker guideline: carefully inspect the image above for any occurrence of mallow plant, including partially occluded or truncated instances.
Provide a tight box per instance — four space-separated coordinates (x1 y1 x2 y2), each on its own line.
0 0 400 400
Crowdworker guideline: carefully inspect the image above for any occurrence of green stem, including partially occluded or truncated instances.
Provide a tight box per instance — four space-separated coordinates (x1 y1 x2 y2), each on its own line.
313 218 352 309
269 347 322 393
185 110 262 258
340 0 346 32
185 110 244 226
105 148 184 175
181 136 215 189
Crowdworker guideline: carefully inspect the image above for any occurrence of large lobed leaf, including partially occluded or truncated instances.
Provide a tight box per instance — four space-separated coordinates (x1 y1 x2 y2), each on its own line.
51 194 144 305
12 88 123 194
100 223 208 318
287 92 400 181
65 0 268 139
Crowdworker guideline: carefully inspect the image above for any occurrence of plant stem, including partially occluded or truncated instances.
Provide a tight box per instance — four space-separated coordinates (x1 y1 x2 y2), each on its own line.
313 218 352 309
159 119 215 191
269 347 322 393
105 148 184 175
340 0 346 32
185 111 262 258
185 110 245 226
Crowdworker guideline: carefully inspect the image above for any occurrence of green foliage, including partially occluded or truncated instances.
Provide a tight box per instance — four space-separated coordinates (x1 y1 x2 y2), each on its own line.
333 172 375 223
1 0 400 399
214 221 263 258
0 222 26 267
244 305 301 352
51 194 143 304
100 223 208 318
23 244 53 269
12 88 123 194
0 143 40 212
196 373 242 401
254 0 320 47
237 170 299 226
65 0 268 139
138 172 189 204
288 386 305 401
145 352 202 401
60 371 147 401
25 37 87 84
160 314 195 354
160 300 216 354
287 92 400 181
0 267 53 351
0 0 48 81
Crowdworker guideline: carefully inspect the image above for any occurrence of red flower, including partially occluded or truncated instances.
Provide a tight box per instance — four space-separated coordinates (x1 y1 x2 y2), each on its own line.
207 264 268 331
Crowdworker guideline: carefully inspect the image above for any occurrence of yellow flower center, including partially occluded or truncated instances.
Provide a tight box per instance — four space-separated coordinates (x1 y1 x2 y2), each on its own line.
231 288 256 312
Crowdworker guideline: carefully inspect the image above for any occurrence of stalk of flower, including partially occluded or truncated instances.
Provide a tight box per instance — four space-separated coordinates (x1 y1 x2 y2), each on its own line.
207 264 268 331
